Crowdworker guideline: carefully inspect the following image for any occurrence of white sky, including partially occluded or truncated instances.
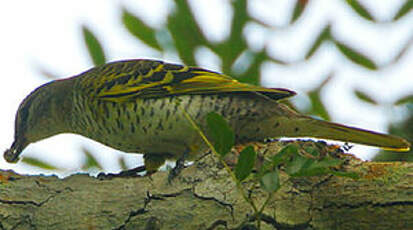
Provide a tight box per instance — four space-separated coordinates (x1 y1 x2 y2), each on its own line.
0 0 412 176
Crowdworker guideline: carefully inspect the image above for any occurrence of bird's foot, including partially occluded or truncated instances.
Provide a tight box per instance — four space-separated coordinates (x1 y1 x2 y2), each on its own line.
168 157 186 184
97 165 146 180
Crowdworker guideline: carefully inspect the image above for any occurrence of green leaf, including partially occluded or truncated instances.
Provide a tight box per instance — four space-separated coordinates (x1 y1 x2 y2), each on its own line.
393 0 413 20
121 8 162 51
21 157 58 170
235 146 256 181
289 156 344 177
354 89 378 105
35 64 60 80
285 154 313 175
82 25 106 66
395 94 413 105
334 40 378 70
234 50 266 85
206 112 235 156
391 36 413 64
260 170 280 192
308 90 329 120
305 24 331 59
307 75 332 121
118 156 128 171
345 0 375 22
291 0 309 24
167 0 207 66
272 144 298 166
303 146 321 157
214 0 249 73
81 147 103 170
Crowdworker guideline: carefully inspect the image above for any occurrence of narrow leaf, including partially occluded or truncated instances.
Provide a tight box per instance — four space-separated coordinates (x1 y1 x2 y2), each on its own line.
290 157 344 177
81 147 103 170
354 90 378 105
291 0 309 24
335 40 378 70
207 112 235 156
167 0 207 65
36 66 60 80
214 0 249 73
303 146 321 157
21 157 58 170
308 90 330 120
395 94 413 105
122 9 162 51
393 0 413 20
306 24 331 59
260 170 280 192
345 0 375 22
118 156 128 171
235 146 256 181
234 50 266 85
272 144 298 166
82 25 106 66
307 75 332 121
391 35 413 64
285 155 313 176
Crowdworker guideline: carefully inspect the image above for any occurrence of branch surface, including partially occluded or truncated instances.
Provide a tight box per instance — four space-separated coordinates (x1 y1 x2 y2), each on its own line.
0 141 412 230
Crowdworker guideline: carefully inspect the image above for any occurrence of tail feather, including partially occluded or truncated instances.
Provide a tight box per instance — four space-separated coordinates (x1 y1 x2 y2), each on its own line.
268 116 411 152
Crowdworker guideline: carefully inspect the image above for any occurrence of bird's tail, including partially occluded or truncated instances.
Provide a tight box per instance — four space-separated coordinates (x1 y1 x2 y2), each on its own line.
261 115 411 152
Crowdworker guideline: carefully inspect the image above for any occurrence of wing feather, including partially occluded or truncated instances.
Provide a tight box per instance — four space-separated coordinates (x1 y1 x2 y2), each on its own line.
93 60 295 102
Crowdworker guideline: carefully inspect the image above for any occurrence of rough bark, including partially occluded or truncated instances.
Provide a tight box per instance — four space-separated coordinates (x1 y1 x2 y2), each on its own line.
0 141 412 230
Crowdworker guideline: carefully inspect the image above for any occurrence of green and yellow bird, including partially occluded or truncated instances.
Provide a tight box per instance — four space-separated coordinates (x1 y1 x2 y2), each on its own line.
4 59 411 173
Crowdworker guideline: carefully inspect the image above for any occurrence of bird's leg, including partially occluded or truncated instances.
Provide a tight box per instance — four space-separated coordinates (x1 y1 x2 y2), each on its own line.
97 153 167 180
143 153 167 175
117 165 147 176
168 151 188 183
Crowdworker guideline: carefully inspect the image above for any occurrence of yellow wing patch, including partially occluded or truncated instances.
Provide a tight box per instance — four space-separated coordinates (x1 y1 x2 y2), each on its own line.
94 60 295 102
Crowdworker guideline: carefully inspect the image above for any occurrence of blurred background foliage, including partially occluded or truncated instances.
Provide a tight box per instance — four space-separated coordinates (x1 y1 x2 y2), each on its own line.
24 0 413 171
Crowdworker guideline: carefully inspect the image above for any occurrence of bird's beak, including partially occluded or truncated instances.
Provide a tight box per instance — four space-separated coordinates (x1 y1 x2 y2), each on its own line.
4 139 27 163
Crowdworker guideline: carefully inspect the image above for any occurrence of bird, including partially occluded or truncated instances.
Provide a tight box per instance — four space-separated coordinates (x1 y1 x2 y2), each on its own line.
4 59 411 175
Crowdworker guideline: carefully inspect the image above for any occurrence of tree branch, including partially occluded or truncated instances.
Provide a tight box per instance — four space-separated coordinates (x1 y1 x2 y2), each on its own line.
0 141 412 230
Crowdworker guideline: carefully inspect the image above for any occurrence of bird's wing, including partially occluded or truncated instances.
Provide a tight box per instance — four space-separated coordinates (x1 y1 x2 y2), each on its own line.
92 60 295 102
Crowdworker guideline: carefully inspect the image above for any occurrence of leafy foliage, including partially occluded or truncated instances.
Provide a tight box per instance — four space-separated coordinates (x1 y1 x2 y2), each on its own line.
122 9 162 51
167 0 207 66
21 157 58 170
260 170 280 192
393 0 413 20
345 0 375 22
235 146 256 181
206 112 235 157
81 147 103 170
354 89 378 105
395 95 413 106
46 0 413 127
306 75 332 121
334 40 378 70
82 25 106 66
290 0 309 24
306 24 331 59
35 0 412 175
199 112 359 227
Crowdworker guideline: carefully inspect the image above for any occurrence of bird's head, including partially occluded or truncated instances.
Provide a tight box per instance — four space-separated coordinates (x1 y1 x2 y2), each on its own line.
4 80 73 163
